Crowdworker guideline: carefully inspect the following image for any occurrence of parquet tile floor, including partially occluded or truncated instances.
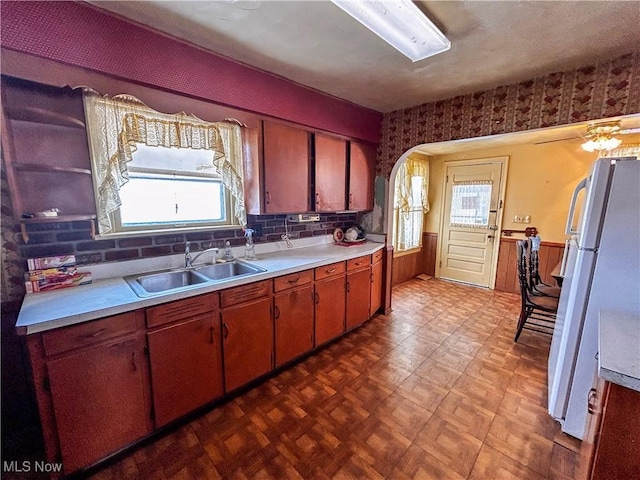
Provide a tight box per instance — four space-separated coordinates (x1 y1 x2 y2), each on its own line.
90 278 582 479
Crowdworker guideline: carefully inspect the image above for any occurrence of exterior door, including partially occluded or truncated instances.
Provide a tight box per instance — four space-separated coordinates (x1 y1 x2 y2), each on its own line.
439 160 505 287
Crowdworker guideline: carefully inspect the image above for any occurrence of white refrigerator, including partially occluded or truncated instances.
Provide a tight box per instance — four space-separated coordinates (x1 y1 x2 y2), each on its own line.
547 156 640 439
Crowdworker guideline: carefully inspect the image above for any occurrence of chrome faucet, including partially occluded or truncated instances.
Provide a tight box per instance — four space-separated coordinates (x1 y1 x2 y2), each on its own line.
185 241 219 268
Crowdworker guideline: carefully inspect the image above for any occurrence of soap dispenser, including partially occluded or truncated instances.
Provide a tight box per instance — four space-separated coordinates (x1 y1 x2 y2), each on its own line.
244 228 256 260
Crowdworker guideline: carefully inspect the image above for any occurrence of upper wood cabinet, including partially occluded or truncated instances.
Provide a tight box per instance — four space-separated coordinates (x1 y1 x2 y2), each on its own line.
245 120 377 215
262 121 310 214
1 76 97 239
315 133 347 212
348 141 376 211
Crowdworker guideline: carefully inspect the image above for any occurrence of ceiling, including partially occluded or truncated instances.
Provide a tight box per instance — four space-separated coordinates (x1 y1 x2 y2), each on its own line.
89 1 640 113
86 1 640 155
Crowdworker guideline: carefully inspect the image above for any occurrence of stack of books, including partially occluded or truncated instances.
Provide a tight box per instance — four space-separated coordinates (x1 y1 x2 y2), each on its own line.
25 255 92 293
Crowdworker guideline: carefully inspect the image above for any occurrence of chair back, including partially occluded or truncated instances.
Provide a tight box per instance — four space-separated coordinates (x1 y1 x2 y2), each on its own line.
516 240 530 299
527 237 541 288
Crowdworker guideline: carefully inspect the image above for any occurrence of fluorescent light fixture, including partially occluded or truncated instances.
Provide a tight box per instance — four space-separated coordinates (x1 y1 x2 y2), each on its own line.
331 0 450 62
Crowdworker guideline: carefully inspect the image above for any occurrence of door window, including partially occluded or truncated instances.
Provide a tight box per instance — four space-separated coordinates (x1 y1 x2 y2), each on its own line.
449 181 492 228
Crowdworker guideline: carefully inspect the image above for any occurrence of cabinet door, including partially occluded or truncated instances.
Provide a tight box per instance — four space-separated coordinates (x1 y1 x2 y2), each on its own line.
222 297 273 392
147 314 223 427
346 268 371 330
315 275 346 346
370 260 383 317
591 383 640 480
315 133 347 212
46 336 150 473
263 121 310 213
274 285 314 367
348 141 375 211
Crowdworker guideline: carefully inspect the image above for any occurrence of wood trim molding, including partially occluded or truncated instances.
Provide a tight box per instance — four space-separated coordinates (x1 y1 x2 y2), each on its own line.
382 245 393 314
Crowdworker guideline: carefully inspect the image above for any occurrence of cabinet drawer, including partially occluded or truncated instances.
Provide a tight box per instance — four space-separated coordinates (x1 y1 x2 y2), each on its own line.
314 261 346 281
274 270 313 292
347 255 370 271
372 249 383 264
221 280 272 308
147 293 218 329
42 311 139 356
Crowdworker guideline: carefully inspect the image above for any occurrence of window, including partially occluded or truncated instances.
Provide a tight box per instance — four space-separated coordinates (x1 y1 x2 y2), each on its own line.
449 182 492 227
392 154 429 252
83 91 246 236
114 145 230 232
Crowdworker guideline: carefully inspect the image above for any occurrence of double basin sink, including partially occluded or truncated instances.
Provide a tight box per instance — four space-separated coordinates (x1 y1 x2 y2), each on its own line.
125 261 266 297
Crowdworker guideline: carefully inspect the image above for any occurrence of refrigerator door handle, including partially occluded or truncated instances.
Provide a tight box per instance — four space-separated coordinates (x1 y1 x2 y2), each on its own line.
566 177 588 235
560 239 571 276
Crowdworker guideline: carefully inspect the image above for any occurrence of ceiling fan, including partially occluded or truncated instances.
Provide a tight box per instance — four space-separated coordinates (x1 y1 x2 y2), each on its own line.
536 120 640 151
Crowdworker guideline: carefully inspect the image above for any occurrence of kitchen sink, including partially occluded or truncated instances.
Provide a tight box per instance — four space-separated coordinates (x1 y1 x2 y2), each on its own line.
125 269 209 296
124 261 266 297
195 261 265 280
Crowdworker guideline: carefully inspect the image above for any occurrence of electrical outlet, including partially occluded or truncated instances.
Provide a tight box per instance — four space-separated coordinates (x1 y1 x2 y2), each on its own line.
513 214 523 223
524 215 531 223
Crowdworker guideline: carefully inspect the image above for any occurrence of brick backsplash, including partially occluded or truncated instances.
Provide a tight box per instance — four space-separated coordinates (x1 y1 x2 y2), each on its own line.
19 213 361 267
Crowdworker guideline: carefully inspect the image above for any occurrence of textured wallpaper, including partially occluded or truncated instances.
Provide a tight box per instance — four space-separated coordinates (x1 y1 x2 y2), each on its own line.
377 51 640 177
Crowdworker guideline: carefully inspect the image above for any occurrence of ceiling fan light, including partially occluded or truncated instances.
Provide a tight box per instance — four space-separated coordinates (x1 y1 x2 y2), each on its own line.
581 135 622 153
331 0 450 62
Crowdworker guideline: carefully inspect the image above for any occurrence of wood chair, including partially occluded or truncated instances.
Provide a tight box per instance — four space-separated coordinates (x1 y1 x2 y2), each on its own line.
526 237 561 298
514 240 558 342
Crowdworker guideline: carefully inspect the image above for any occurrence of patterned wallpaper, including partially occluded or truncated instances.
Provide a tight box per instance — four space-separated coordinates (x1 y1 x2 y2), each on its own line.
377 51 640 177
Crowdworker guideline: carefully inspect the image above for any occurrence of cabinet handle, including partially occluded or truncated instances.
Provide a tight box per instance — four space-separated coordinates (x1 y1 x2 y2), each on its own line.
316 193 320 205
131 351 138 372
287 277 300 284
266 191 271 204
85 328 106 338
587 387 598 414
314 292 320 304
274 305 281 320
346 281 350 293
349 193 353 205
223 322 229 339
209 326 214 344
370 272 374 284
326 268 336 274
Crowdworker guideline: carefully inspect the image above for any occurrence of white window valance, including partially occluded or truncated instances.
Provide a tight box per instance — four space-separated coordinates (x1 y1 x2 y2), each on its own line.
83 90 246 234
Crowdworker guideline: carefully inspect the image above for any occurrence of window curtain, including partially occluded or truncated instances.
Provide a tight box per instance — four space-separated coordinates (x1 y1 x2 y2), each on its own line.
83 90 246 234
393 155 430 252
449 180 493 228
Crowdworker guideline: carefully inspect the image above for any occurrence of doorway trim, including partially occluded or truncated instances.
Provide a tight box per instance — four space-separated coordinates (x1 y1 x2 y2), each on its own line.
436 156 509 289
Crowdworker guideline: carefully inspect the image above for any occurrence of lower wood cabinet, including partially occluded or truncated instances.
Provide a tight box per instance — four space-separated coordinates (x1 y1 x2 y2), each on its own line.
576 377 640 480
29 311 152 475
221 295 273 392
315 271 346 346
274 283 314 367
47 336 150 472
346 267 371 330
24 249 385 474
147 314 223 427
370 255 383 316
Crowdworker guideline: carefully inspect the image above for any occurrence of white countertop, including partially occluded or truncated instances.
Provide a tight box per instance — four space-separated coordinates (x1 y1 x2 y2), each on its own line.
599 310 640 392
16 238 384 335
